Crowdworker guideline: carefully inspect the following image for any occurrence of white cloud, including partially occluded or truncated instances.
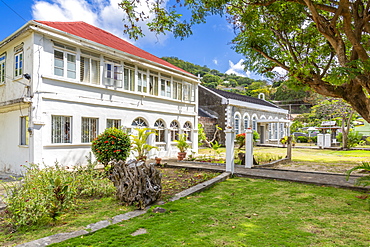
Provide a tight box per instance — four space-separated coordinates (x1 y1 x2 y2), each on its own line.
213 59 218 65
225 59 251 77
31 0 170 44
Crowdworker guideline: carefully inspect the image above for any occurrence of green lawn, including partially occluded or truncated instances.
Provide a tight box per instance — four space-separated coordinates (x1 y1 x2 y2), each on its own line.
52 177 370 247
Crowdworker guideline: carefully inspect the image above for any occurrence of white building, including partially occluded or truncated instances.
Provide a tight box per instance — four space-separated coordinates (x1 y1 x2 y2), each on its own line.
0 21 199 175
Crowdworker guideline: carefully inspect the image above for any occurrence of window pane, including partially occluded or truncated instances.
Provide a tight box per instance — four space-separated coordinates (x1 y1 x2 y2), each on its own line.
81 117 98 143
91 59 100 84
67 54 76 79
52 116 71 143
20 116 29 145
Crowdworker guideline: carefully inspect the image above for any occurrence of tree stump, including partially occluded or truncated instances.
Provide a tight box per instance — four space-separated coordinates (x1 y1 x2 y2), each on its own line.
109 159 162 209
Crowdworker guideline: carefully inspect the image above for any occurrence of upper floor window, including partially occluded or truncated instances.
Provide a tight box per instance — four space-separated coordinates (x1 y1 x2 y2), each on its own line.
14 52 23 78
149 71 159 96
137 67 148 93
107 119 121 129
53 42 76 79
0 53 5 84
154 119 165 142
81 117 98 143
80 50 100 84
104 59 122 88
52 115 72 143
124 63 135 91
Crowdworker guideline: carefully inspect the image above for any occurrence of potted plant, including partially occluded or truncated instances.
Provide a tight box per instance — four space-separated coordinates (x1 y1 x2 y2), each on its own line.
175 133 190 161
131 128 158 161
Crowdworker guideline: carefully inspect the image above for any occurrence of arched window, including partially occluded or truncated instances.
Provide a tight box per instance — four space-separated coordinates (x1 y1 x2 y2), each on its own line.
234 113 241 135
154 119 166 142
243 114 250 130
183 121 192 141
252 115 257 131
170 120 179 141
131 117 148 127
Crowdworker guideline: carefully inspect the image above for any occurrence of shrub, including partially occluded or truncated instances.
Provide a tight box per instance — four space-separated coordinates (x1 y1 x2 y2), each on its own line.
296 136 308 143
91 127 131 167
3 163 115 228
236 131 259 149
336 130 363 148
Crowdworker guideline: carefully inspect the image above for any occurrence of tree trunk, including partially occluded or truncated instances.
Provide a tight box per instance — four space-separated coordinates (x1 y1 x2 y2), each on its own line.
109 159 162 209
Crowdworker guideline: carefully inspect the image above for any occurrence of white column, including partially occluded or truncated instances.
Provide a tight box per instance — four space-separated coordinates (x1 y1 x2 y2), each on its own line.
324 133 331 148
224 128 235 174
317 134 324 148
245 128 253 168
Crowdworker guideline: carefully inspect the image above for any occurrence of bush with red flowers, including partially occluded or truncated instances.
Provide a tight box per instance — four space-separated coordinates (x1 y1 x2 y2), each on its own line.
92 127 131 167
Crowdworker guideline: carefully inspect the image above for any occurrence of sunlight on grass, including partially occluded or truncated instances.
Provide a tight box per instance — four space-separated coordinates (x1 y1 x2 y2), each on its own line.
52 178 370 247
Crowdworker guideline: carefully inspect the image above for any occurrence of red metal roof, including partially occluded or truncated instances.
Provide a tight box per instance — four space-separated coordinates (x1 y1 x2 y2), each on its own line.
35 21 193 76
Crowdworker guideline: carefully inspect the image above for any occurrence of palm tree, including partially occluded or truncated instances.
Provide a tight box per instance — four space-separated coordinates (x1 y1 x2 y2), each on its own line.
130 128 158 161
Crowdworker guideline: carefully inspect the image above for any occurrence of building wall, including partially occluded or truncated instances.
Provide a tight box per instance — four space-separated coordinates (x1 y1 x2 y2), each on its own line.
199 86 289 145
1 26 199 174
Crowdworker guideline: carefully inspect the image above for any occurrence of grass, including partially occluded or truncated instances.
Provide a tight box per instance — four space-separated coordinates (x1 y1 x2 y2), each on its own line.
51 177 370 247
0 167 220 246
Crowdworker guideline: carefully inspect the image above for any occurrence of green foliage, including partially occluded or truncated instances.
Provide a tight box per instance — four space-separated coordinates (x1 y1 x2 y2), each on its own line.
91 127 131 166
235 131 259 149
346 161 370 209
130 128 158 160
253 130 260 142
197 123 207 147
175 133 190 152
235 133 246 149
296 136 308 143
346 162 370 187
336 131 363 148
3 163 115 228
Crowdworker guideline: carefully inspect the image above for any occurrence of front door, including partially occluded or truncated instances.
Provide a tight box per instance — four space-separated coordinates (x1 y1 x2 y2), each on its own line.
259 125 265 144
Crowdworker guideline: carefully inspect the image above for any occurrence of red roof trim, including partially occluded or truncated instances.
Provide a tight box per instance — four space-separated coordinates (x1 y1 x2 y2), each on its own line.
34 21 194 77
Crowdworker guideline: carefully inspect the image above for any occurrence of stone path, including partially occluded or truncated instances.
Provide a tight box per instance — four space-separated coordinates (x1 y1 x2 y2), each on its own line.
164 159 370 191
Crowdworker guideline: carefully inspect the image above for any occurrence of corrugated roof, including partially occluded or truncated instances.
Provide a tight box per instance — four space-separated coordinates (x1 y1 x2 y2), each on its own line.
204 86 280 109
35 21 193 76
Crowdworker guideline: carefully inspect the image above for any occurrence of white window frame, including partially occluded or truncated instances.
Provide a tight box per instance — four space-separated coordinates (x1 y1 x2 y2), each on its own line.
243 114 250 130
80 50 100 84
20 116 29 145
52 115 72 144
123 63 135 91
0 53 5 84
104 59 122 88
53 43 76 79
183 122 192 141
81 117 98 143
131 117 148 128
170 120 179 141
14 51 23 78
154 119 166 143
107 119 121 129
252 115 258 131
149 71 159 96
234 113 241 135
137 67 148 93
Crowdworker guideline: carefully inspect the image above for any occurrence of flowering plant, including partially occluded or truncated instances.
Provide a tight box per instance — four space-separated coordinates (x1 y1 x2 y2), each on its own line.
92 127 131 167
235 133 246 149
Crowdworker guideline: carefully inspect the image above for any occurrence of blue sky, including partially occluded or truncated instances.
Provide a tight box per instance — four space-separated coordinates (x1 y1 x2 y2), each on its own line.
0 0 261 79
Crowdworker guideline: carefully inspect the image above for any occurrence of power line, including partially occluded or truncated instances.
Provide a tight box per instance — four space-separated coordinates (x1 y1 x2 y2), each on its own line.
0 0 27 22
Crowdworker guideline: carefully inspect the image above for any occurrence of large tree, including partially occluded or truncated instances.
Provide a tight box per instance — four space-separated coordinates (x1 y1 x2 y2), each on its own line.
120 0 370 122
